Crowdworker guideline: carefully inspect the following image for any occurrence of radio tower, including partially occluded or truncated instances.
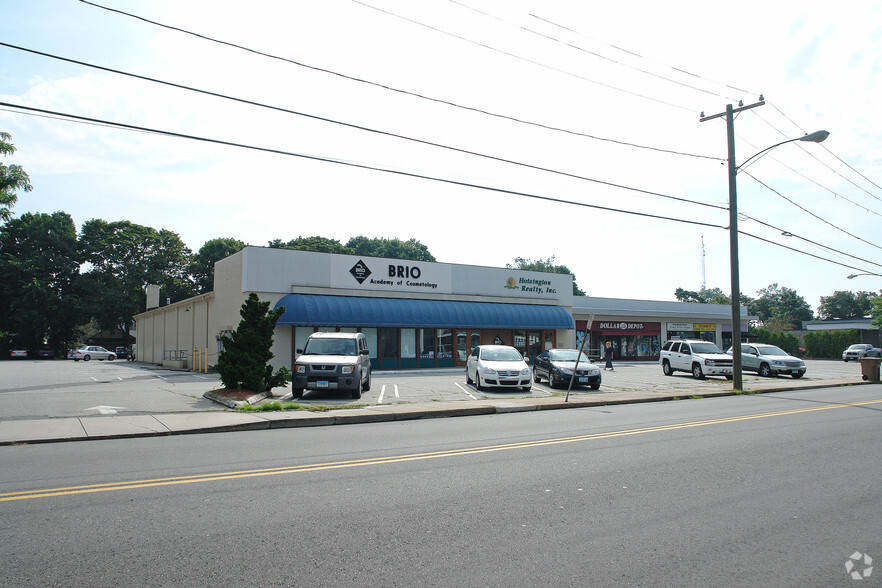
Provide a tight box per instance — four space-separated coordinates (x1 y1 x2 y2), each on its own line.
700 234 707 290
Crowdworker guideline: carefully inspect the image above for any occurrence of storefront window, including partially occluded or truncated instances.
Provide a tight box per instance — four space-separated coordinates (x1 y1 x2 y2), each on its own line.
362 328 378 362
513 330 526 357
378 328 399 369
419 328 436 367
437 329 453 367
401 328 416 368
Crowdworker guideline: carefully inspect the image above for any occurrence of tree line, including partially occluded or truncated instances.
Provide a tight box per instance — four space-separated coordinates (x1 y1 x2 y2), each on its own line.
674 284 882 330
0 214 440 352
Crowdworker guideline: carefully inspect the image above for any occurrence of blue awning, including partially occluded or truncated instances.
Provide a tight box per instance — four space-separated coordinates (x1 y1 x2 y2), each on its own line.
273 294 574 329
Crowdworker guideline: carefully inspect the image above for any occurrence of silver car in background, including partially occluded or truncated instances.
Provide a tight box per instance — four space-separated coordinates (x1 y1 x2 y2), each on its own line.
727 343 806 378
68 346 116 361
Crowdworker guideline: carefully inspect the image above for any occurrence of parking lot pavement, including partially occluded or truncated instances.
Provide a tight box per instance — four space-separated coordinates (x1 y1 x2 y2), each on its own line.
0 358 873 445
0 358 870 420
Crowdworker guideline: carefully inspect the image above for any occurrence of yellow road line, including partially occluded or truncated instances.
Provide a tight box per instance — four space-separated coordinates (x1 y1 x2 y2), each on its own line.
3 398 880 502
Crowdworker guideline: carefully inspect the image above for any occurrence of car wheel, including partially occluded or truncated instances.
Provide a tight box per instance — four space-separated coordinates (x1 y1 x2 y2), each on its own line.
351 385 361 400
108 354 115 361
533 368 541 383
522 385 532 392
662 360 673 376
843 358 848 362
692 363 705 379
362 369 371 392
590 382 600 390
83 355 91 361
725 375 733 380
291 387 303 399
466 369 473 385
475 374 484 391
759 363 773 378
792 372 804 379
547 374 556 389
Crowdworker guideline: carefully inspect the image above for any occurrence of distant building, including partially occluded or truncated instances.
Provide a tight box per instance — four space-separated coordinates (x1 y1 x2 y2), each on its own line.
802 318 879 347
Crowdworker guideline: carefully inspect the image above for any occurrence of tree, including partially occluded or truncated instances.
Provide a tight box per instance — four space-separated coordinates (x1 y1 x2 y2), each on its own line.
345 236 436 262
269 236 348 254
508 256 586 296
818 290 876 320
191 237 247 294
216 293 291 392
0 212 81 350
674 286 730 305
0 131 33 222
79 219 195 335
749 283 813 328
871 296 882 330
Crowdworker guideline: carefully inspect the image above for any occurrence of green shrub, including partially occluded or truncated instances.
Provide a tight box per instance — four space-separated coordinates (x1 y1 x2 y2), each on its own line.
803 329 860 358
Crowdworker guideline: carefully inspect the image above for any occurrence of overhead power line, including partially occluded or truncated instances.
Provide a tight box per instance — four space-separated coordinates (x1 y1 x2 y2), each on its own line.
76 0 720 161
769 102 882 193
0 41 726 214
0 100 728 230
3 100 875 275
753 109 882 204
527 13 754 99
742 171 882 251
448 0 741 102
349 0 695 112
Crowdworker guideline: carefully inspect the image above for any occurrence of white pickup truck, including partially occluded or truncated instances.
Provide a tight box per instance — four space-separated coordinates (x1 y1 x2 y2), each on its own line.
660 339 734 380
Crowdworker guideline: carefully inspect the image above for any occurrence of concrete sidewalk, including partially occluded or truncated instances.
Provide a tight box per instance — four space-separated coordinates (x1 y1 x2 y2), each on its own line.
0 376 869 445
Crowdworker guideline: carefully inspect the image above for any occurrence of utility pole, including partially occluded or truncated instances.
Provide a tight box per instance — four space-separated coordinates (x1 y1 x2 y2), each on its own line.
700 98 765 391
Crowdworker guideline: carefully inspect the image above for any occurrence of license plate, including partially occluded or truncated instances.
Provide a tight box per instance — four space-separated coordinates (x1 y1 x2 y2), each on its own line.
792 370 799 374
579 377 588 383
316 381 329 388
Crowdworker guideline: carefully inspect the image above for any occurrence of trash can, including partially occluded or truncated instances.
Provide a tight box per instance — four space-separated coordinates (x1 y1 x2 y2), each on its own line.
859 357 881 382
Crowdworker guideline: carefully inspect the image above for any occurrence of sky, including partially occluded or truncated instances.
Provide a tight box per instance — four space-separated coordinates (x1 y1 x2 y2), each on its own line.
1 0 881 313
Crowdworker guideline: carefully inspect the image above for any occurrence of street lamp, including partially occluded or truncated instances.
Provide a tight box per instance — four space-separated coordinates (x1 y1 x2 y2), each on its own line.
701 99 829 390
848 273 882 279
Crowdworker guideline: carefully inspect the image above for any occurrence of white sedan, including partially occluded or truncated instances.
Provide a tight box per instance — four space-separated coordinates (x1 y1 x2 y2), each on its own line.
68 346 116 361
466 344 532 392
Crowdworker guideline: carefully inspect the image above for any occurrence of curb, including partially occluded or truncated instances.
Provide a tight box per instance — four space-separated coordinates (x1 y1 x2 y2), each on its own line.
0 380 872 446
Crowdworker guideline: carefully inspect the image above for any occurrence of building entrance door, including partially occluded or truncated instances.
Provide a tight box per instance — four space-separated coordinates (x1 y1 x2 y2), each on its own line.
454 330 481 366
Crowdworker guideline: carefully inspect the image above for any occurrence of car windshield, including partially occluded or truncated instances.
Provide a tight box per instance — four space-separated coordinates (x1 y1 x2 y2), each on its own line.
848 345 869 350
690 342 724 354
757 346 787 356
303 338 357 356
549 350 590 362
481 348 523 362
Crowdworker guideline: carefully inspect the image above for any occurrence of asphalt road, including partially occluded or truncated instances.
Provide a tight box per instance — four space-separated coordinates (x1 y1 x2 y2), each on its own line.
1 385 879 586
0 357 868 419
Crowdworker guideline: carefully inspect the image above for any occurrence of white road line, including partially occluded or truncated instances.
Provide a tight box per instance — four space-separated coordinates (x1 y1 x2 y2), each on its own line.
90 377 98 381
454 382 477 400
377 384 386 404
117 377 123 381
394 384 399 398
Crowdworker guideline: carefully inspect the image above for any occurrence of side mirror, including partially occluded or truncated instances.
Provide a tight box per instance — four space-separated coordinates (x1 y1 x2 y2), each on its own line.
296 348 304 354
360 348 369 356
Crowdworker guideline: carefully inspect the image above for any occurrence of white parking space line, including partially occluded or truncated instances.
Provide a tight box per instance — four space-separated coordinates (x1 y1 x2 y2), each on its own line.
394 384 399 398
377 384 386 404
90 377 98 381
454 382 477 400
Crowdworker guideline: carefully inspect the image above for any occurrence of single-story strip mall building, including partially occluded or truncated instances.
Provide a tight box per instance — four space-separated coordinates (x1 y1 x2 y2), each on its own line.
134 247 749 370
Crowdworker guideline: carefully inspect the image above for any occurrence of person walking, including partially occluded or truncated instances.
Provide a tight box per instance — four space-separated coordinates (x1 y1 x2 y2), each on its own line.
603 341 614 371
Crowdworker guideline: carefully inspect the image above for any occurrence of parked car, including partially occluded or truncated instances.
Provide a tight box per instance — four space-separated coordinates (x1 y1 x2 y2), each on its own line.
292 332 371 400
842 344 881 361
466 344 532 391
726 343 806 378
114 346 130 359
659 339 733 380
36 349 55 359
9 349 28 359
68 346 116 361
533 348 601 390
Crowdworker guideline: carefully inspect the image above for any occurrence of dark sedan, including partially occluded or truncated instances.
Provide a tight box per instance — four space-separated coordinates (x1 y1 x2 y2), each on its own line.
533 348 602 390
